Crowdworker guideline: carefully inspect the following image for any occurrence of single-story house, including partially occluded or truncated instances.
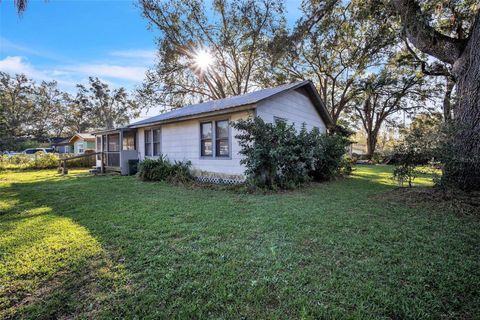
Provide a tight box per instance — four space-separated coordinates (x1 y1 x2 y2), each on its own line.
50 138 73 153
94 80 333 178
69 133 96 154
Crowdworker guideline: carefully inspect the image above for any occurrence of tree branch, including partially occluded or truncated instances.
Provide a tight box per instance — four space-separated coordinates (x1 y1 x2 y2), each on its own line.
391 0 467 64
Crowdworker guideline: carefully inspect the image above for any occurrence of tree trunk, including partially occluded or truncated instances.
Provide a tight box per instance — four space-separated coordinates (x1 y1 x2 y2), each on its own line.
443 77 455 123
445 16 480 191
391 0 480 191
366 133 377 160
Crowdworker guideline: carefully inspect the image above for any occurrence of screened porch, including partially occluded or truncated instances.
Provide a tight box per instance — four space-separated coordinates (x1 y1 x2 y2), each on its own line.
95 128 138 175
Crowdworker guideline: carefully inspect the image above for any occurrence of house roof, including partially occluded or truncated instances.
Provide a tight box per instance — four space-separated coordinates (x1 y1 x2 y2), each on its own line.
129 80 334 128
69 133 95 143
52 138 72 146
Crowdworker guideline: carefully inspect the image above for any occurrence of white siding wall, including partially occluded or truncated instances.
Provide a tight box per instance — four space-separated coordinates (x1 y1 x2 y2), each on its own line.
256 88 327 133
136 110 253 176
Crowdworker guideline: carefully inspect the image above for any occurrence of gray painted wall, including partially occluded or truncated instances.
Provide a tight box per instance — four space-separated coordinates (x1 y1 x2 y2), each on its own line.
133 89 327 177
256 88 327 133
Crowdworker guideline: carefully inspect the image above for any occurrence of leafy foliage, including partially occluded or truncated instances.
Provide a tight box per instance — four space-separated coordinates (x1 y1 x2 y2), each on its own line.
0 153 95 170
233 117 349 189
0 72 141 150
392 116 443 187
138 0 285 109
138 156 193 183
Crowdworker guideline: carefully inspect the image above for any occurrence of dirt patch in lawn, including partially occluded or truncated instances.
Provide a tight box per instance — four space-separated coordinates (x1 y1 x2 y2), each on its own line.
374 187 480 216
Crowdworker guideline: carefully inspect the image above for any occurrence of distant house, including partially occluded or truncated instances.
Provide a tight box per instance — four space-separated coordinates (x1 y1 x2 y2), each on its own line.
69 133 95 154
51 138 73 153
94 80 333 177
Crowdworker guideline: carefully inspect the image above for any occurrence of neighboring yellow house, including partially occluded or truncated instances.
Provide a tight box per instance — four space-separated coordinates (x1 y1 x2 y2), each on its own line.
69 133 96 154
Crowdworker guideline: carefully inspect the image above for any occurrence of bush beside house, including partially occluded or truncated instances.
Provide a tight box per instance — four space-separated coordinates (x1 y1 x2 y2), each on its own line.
138 156 193 183
233 117 350 189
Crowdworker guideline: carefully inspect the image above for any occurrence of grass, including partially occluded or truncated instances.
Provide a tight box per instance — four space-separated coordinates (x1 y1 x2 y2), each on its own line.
0 166 479 319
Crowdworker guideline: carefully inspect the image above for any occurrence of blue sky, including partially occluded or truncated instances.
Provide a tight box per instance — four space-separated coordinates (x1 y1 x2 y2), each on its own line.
1 0 157 92
1 0 302 95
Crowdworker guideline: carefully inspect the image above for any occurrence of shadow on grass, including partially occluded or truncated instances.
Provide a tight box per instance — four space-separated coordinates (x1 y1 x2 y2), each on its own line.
0 171 131 319
1 168 479 319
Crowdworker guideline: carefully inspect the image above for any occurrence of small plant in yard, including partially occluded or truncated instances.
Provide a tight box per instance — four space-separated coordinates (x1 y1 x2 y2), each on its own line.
232 117 349 189
392 125 441 187
138 155 193 183
392 163 417 187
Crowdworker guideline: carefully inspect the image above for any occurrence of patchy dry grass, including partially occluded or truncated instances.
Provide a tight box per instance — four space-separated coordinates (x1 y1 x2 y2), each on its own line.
1 166 479 319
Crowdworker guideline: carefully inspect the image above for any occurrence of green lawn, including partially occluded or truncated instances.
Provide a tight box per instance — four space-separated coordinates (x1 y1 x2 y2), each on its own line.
1 166 479 319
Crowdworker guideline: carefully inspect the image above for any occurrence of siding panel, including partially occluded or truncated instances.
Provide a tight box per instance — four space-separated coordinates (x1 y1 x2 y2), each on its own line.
137 110 252 176
256 88 327 133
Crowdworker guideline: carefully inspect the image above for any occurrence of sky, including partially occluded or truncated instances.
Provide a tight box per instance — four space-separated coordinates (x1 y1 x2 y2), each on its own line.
1 0 157 94
0 0 302 97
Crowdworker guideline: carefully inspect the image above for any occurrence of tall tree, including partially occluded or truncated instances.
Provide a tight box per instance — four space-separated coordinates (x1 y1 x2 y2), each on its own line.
32 80 66 140
354 63 430 158
273 0 396 125
0 72 35 144
138 0 285 109
65 85 92 134
390 0 480 190
87 77 140 130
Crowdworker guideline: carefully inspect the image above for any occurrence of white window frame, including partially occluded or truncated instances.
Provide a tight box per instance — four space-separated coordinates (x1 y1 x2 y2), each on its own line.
153 128 161 156
144 127 161 157
77 142 84 154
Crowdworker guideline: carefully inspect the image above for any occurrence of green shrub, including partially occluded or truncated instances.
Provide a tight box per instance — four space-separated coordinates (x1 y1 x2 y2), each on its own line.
310 133 349 181
32 153 59 169
0 152 95 170
138 156 193 183
63 154 96 168
338 155 354 176
170 160 194 183
392 164 417 187
392 126 440 187
233 117 349 189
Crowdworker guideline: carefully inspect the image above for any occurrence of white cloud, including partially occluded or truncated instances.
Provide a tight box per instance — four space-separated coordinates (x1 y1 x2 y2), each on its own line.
0 56 148 92
110 49 156 60
67 64 147 82
0 56 53 80
0 56 34 75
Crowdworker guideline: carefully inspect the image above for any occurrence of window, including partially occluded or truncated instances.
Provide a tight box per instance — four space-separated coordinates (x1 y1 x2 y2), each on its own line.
200 120 230 158
215 120 229 157
123 131 136 151
153 129 161 156
200 122 213 157
144 129 152 156
274 116 287 124
108 134 120 152
78 142 84 154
